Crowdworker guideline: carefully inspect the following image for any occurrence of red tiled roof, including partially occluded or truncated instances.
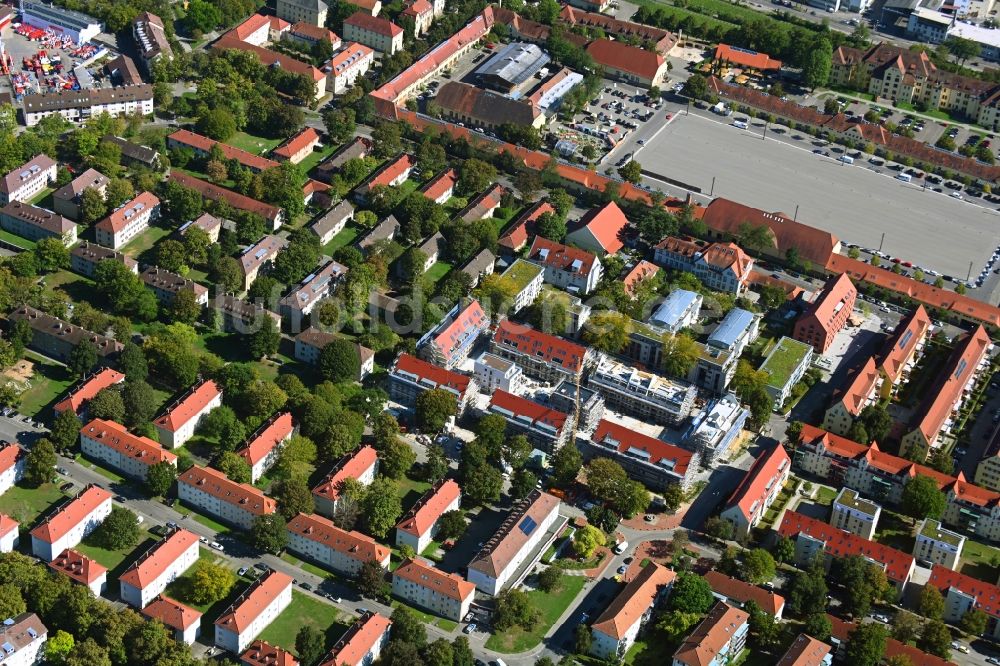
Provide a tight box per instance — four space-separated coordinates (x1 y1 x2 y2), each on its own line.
673 602 749 666
393 558 474 601
365 154 414 190
489 390 568 433
287 512 390 563
929 564 1000 619
622 260 660 297
776 634 831 666
31 485 112 544
49 548 106 585
95 191 160 234
241 640 300 666
273 127 320 160
833 356 879 417
177 466 276 516
215 570 293 634
238 412 294 467
329 42 374 78
573 200 628 254
879 305 931 384
592 563 676 640
420 169 457 202
558 5 674 51
797 273 856 336
0 444 22 479
428 299 488 364
54 368 125 415
320 613 392 666
155 380 221 433
291 21 338 43
81 418 177 467
826 614 953 666
396 479 461 537
591 420 693 478
168 130 279 172
403 0 433 17
119 529 199 590
714 44 782 71
799 423 870 458
777 511 914 584
492 320 588 373
703 570 785 617
586 39 664 82
345 11 403 37
0 514 17 538
528 236 599 277
391 353 471 397
724 444 789 521
142 595 202 630
166 171 281 224
216 18 325 82
498 202 555 251
312 446 379 503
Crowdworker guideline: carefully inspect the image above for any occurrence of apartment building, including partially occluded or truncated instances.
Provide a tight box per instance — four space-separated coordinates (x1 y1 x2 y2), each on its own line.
94 191 159 250
760 337 814 409
793 274 857 354
388 353 477 416
590 563 676 661
830 488 881 539
526 236 602 295
167 172 283 230
460 248 496 287
312 446 379 518
328 42 375 94
776 634 832 666
417 299 490 369
239 235 289 291
48 548 107 595
672 602 749 666
273 127 321 164
177 466 276 530
310 201 355 245
0 613 47 666
415 232 445 272
653 237 753 295
52 167 108 220
241 641 300 666
500 259 544 313
119 529 199 608
928 565 1000 641
473 353 524 395
286 512 391 575
487 390 572 452
0 202 76 246
9 305 122 363
720 444 790 539
80 418 178 481
914 518 965 570
691 308 760 394
420 169 457 205
277 0 328 26
154 379 222 448
622 260 661 299
214 295 281 336
550 380 605 432
648 290 703 334
30 485 112 561
391 558 475 622
566 200 628 256
237 412 295 484
355 154 414 202
879 305 932 389
467 490 561 595
53 368 125 417
490 320 591 385
293 328 374 380
822 357 881 437
278 259 348 326
22 85 155 127
0 155 56 205
141 267 209 308
395 479 461 553
318 612 391 666
214 571 293 654
167 130 279 174
180 212 222 242
142 596 203 645
133 12 172 73
0 443 24 500
0 515 18 553
704 571 785 619
69 241 137 278
317 137 371 182
588 357 696 426
584 419 698 491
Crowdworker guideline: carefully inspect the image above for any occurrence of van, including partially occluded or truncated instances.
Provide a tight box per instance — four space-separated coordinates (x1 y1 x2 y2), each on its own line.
733 120 748 130
839 155 854 164
495 659 509 666
614 540 629 555
896 173 912 183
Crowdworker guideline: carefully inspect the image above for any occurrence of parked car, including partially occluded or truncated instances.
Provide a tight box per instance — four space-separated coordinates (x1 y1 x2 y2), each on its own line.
209 541 224 552
238 567 249 576
463 623 477 634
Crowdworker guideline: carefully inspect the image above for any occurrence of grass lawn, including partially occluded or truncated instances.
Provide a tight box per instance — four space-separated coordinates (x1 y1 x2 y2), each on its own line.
0 482 67 526
18 351 74 418
960 538 1000 580
29 187 54 207
443 196 468 213
322 223 361 255
425 261 452 285
258 591 348 651
163 550 234 613
397 179 419 198
0 229 36 250
298 144 337 175
873 510 915 554
280 552 332 580
79 459 125 484
485 575 586 653
624 627 677 666
227 131 283 155
813 486 838 505
397 476 431 511
77 528 156 574
122 225 171 259
179 502 233 534
390 599 459 630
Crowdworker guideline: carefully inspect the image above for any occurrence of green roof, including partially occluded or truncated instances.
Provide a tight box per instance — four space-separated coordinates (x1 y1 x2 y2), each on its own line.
539 285 587 316
502 259 543 292
630 318 668 343
834 488 880 517
919 518 964 547
760 337 812 389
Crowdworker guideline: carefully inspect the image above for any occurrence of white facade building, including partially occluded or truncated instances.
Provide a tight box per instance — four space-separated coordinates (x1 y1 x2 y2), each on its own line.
474 353 525 395
154 379 222 449
119 529 200 609
0 155 57 206
392 559 475 622
30 485 112 562
214 571 293 654
0 613 47 666
177 466 276 530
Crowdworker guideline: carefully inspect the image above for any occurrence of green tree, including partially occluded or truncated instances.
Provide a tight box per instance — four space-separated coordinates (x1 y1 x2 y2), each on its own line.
661 333 700 377
50 408 82 452
845 622 888 666
918 585 945 620
145 461 176 496
773 536 795 564
436 510 467 541
900 475 946 522
663 483 684 513
658 610 702 642
550 443 582 486
358 560 389 600
186 561 235 605
68 341 98 377
249 316 281 359
24 438 56 487
462 460 503 506
122 380 158 429
617 160 642 184
79 187 107 225
415 388 457 433
838 555 890 618
88 387 125 422
494 588 540 631
361 477 403 538
296 625 325 666
804 613 832 642
272 476 315 520
787 563 828 617
891 610 923 644
535 213 567 243
917 619 952 659
960 607 988 636
45 629 75 664
92 506 140 550
537 565 563 592
803 38 833 90
319 339 360 382
250 513 288 553
945 35 981 66
216 450 252 483
510 468 537 499
682 73 708 100
667 572 715 614
457 159 497 196
390 605 427 646
741 548 776 585
452 637 474 666
371 123 402 159
582 311 631 354
573 524 607 558
858 404 892 443
195 107 236 141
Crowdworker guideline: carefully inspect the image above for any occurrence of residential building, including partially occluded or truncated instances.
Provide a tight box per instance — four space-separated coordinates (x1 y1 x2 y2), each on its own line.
584 419 698 491
0 613 47 666
458 183 505 222
319 612 391 666
830 488 881 539
312 446 379 517
22 85 154 127
167 130 279 174
328 42 375 94
0 155 57 205
142 596 203 644
672 602 749 666
776 634 832 666
69 241 137 278
491 320 591 384
52 168 108 220
653 237 753 295
277 0 328 26
648 290 703 334
54 368 125 417
395 479 461 553
30 485 112 562
388 353 477 415
527 236 602 294
777 510 915 595
550 379 605 431
167 172 283 230
273 127 321 164
239 235 289 291
343 12 404 53
915 518 965 570
286 512 391 575
214 571 293 654
401 0 432 34
417 299 490 368
278 259 348 325
691 308 760 394
392 559 475 621
759 337 814 408
557 6 675 52
104 135 161 169
133 12 172 74
720 444 790 539
237 412 295 484
591 563 676 661
241 641 300 666
826 615 951 666
355 154 413 202
474 352 525 395
94 192 160 250
49 548 107 595
9 305 122 362
0 202 76 246
141 266 208 307
878 305 931 391
586 38 667 87
487 390 572 452
822 357 881 436
704 570 784 619
588 357 696 426
622 260 660 299
0 444 23 500
317 137 371 182
566 201 628 255
179 212 222 242
467 490 562 595
0 515 17 553
434 81 543 129
416 232 445 272
460 249 495 287
793 274 857 354
901 325 992 460
119 529 199 609
357 215 398 251
499 202 554 252
420 169 457 204
177 466 276 530
311 201 355 245
213 295 281 335
80 418 177 480
292 328 374 378
928 564 1000 640
154 379 222 448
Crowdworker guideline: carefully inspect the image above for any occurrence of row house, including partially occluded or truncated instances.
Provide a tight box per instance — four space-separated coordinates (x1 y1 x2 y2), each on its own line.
237 412 295 484
95 191 160 249
415 232 445 272
167 172 283 230
319 612 391 666
417 299 489 369
354 154 413 203
928 564 1000 641
52 167 108 220
286 512 391 575
154 379 222 448
653 236 753 295
388 353 477 416
672 602 749 666
490 320 591 385
119 528 200 609
526 236 603 295
830 488 881 540
420 169 457 205
239 235 289 292
312 445 379 518
392 558 474 622
588 357 696 426
141 266 209 308
793 274 857 355
22 85 154 127
70 241 137 278
310 200 355 245
499 259 544 313
104 135 161 170
9 305 122 363
213 295 281 336
473 352 524 395
683 394 749 467
328 42 375 95
142 596 203 645
487 390 572 453
690 308 759 394
878 305 932 393
460 248 495 288
177 466 276 531
30 484 112 562
179 212 222 243
0 154 57 206
53 368 125 417
214 570 293 654
703 570 785 619
822 357 881 436
80 418 178 481
317 137 371 182
395 479 461 553
0 201 76 246
915 518 965 570
0 443 24 498
132 12 172 74
591 563 676 662
278 259 348 328
719 443 790 539
584 419 698 491
49 548 107 596
499 202 555 252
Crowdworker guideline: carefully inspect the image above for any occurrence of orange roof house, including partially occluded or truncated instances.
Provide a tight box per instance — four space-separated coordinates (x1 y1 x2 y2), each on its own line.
622 260 660 298
826 613 951 666
177 466 276 530
119 528 199 607
31 485 112 561
527 236 602 294
720 443 790 537
356 154 414 198
79 419 178 479
312 445 380 515
566 200 628 255
878 305 931 385
703 570 785 618
419 299 490 368
388 353 474 406
793 273 857 354
241 640 300 666
822 356 880 436
272 127 321 164
776 634 831 666
713 44 782 72
585 39 667 86
237 412 295 483
154 379 222 448
673 602 750 666
319 612 392 666
214 570 293 653
167 129 279 173
142 596 202 643
286 512 391 573
591 563 676 660
590 419 696 489
395 479 461 550
419 168 457 204
491 319 590 379
499 201 555 251
49 548 107 594
53 367 125 416
166 171 283 228
391 558 475 621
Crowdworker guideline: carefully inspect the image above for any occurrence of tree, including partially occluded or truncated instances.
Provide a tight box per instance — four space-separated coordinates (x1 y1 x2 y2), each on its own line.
945 35 981 66
296 625 325 666
92 506 140 550
494 588 540 631
24 438 56 487
918 620 952 659
960 607 988 637
662 483 684 513
703 515 735 541
186 561 235 604
195 107 236 141
249 316 281 359
35 238 69 272
462 462 502 506
377 438 416 481
773 536 795 564
272 476 315 520
804 613 832 642
415 389 457 433
668 572 715 614
838 555 890 618
358 560 389 600
68 341 98 377
45 629 75 663
251 514 288 554
474 274 518 322
538 565 563 592
323 108 356 143
900 475 946 522
361 477 403 538
436 510 467 541
319 339 360 383
891 610 923 645
50 408 82 452
573 524 607 558
661 333 700 378
145 461 176 496
216 451 252 483
745 599 782 650
88 387 125 422
371 123 402 159
535 213 567 243
857 404 892 443
787 563 828 617
803 38 833 90
741 548 776 585
457 159 497 196
885 657 914 666
423 639 454 666
119 342 148 381
422 444 449 484
510 468 537 500
618 160 642 184
845 623 888 666
583 311 631 354
682 74 708 100
79 187 107 225
918 584 945 620
550 443 582 486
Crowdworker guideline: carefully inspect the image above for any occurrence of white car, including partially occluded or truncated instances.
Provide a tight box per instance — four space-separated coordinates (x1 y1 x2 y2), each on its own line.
209 541 224 552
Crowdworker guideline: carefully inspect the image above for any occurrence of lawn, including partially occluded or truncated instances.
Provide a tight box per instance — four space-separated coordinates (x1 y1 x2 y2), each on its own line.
298 144 337 175
122 225 172 259
960 537 1000 581
280 552 332 580
322 223 361 255
179 502 232 534
77 528 157 574
0 482 67 526
502 259 544 294
396 179 419 198
78 459 125 484
0 229 36 250
18 352 74 418
624 628 678 666
390 599 458 631
425 261 452 285
29 187 54 207
813 486 838 506
163 550 234 613
396 475 432 512
227 131 283 155
484 575 586 653
258 591 348 652
873 510 915 554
